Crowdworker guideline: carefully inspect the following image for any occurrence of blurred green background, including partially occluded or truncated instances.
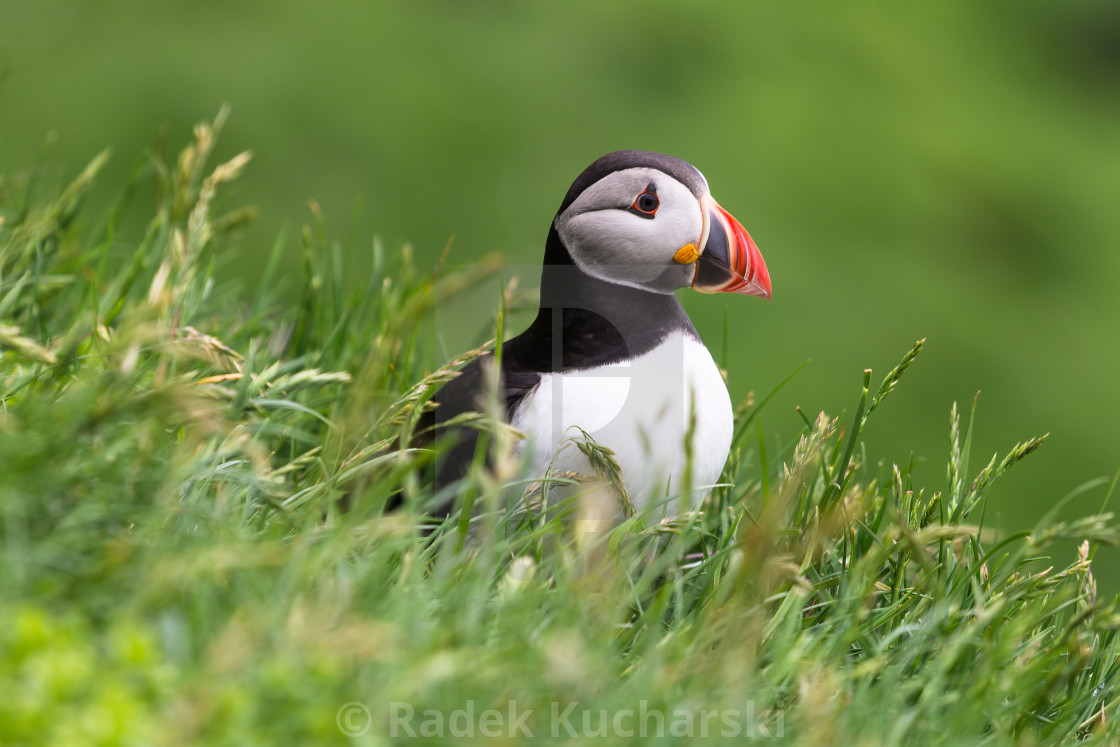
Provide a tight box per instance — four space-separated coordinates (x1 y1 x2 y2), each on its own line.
3 1 1118 571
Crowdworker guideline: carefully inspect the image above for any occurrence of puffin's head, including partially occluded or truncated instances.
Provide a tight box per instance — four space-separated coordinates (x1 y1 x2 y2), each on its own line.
552 150 771 299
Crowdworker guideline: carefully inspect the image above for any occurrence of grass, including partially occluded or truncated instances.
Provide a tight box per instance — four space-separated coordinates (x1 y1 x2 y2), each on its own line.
2 114 1120 746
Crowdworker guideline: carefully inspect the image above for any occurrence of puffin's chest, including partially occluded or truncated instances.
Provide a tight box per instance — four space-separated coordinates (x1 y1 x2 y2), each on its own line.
510 330 733 514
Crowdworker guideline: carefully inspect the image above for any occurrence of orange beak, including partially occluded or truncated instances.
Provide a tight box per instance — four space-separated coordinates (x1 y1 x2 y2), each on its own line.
691 195 772 300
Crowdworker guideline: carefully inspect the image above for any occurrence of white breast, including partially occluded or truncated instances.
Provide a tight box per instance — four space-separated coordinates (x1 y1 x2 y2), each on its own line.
509 330 733 517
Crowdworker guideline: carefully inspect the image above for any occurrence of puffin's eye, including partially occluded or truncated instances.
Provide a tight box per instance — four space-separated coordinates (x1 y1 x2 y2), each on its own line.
628 184 659 218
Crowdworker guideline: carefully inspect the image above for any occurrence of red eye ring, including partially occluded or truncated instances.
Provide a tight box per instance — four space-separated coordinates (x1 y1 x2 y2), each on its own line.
628 183 659 218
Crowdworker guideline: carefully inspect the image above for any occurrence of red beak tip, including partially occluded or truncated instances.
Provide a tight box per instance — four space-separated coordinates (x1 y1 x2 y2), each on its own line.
700 197 773 300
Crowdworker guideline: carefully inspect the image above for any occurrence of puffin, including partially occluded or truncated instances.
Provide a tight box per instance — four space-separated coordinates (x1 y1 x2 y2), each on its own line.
425 150 771 521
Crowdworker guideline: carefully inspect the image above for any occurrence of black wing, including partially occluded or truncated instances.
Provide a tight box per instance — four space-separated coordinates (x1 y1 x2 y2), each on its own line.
418 353 540 515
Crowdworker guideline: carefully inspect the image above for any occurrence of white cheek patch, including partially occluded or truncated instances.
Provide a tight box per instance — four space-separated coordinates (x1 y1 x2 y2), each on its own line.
564 212 671 284
555 170 703 293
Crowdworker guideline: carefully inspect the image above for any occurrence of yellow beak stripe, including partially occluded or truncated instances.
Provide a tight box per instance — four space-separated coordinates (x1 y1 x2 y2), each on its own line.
673 243 700 264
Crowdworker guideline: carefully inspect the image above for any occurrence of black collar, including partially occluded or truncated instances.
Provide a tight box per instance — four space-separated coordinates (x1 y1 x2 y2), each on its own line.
503 226 697 373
